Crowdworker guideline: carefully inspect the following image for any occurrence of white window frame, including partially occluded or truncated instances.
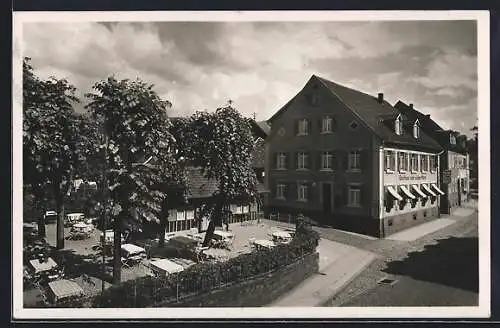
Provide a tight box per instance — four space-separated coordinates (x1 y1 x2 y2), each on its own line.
297 182 308 202
297 119 309 136
348 150 361 170
450 135 456 145
411 154 419 172
276 184 286 200
385 150 395 173
347 186 361 207
321 151 333 170
398 152 407 173
395 116 402 135
430 155 436 172
276 152 287 170
421 155 429 172
413 123 420 138
321 116 334 133
297 152 309 170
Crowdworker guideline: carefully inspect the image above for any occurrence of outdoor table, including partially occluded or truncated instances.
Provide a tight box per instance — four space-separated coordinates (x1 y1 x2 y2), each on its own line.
253 239 275 250
30 257 58 274
121 244 146 267
100 230 125 244
149 259 184 276
272 231 292 244
48 279 85 303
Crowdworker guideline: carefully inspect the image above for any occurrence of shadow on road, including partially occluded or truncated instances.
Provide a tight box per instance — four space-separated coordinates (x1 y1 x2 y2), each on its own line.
382 236 479 293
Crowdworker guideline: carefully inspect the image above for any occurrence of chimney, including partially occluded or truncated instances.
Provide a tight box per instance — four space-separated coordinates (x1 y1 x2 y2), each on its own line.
426 114 431 118
409 103 414 109
377 93 384 103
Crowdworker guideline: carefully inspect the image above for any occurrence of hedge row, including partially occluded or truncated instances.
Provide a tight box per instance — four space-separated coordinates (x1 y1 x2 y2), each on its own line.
56 224 320 308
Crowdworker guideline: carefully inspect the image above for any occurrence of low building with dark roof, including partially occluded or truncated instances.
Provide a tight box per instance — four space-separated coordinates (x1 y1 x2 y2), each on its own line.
265 75 444 238
395 101 470 214
161 116 270 234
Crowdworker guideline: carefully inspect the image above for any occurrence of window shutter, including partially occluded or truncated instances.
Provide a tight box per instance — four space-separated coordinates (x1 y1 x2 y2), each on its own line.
294 120 299 136
308 182 314 202
288 152 294 170
332 118 337 131
343 185 349 206
360 185 366 207
317 151 322 170
308 119 312 134
318 118 323 133
273 152 278 169
342 151 348 170
288 182 296 200
361 149 369 171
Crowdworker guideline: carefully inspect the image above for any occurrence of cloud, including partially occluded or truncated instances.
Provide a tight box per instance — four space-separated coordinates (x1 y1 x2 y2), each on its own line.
21 20 477 134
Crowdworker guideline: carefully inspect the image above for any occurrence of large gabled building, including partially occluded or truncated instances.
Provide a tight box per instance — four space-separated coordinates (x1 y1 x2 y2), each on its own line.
265 75 444 237
394 101 470 214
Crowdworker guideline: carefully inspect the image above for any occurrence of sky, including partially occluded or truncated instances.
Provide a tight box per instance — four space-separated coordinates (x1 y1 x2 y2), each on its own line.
22 19 478 136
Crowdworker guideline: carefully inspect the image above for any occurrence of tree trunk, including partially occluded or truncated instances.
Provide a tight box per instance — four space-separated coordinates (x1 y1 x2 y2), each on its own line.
202 219 216 248
37 209 46 238
202 201 222 247
112 212 123 285
158 216 168 247
54 185 65 250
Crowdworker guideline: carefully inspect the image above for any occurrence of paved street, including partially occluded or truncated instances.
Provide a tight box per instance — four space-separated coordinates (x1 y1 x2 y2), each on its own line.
319 203 479 307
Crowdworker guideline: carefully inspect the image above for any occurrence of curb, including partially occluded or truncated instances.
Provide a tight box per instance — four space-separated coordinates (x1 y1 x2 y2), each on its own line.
316 253 377 307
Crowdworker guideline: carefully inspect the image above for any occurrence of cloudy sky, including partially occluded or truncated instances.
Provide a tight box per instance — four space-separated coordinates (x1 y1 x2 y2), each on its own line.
22 19 477 136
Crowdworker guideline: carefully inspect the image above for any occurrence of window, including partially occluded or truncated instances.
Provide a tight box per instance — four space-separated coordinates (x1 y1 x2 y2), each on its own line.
297 152 309 170
308 93 319 106
395 116 403 135
384 150 396 172
321 151 334 170
276 152 287 169
450 135 456 145
421 155 429 172
348 150 361 170
398 152 408 172
321 116 335 133
411 154 419 172
297 182 308 201
349 121 359 130
297 119 309 136
276 184 286 199
348 186 361 207
413 123 420 138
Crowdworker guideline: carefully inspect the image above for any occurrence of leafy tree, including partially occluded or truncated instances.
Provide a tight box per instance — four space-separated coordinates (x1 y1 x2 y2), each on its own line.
85 76 180 284
23 57 91 248
178 106 259 247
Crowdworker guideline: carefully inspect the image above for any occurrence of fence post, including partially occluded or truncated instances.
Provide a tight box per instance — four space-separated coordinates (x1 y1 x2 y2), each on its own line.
176 283 179 302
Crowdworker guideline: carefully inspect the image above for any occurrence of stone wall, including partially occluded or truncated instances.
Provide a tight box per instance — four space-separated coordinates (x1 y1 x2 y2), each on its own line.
160 252 319 307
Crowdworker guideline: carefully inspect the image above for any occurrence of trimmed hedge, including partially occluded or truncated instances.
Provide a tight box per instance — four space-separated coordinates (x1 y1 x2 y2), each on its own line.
55 225 320 308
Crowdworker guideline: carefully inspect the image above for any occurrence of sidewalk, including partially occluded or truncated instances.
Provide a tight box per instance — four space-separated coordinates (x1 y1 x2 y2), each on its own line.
269 239 377 307
386 203 478 242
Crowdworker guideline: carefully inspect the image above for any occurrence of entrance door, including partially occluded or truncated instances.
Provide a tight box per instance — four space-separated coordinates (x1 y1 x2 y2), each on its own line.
322 183 332 213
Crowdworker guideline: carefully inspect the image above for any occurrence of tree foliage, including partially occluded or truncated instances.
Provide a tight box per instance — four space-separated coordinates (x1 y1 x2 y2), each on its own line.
23 57 91 247
177 106 259 246
84 76 183 283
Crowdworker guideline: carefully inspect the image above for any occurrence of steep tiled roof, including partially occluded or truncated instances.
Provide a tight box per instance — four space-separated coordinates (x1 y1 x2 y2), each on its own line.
394 101 444 133
314 76 442 151
185 166 268 199
395 101 467 155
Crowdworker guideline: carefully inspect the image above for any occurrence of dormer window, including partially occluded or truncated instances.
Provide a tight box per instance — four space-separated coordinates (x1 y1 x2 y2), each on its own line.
395 115 403 135
413 121 420 139
450 134 456 145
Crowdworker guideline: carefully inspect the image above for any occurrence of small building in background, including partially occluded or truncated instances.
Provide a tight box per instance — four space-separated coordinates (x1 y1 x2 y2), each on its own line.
395 101 470 214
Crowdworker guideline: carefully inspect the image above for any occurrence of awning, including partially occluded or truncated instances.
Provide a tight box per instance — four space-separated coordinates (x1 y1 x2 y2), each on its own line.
387 186 403 201
400 185 416 199
421 184 437 197
431 183 445 195
411 185 427 198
